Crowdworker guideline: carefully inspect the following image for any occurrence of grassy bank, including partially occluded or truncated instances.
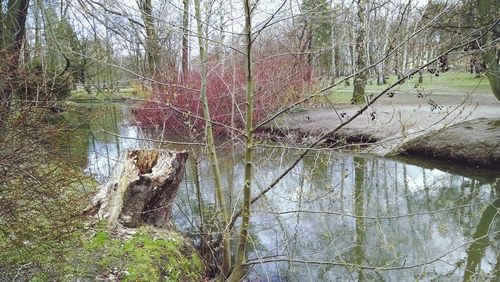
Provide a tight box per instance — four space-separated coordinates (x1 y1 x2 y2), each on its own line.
66 71 493 106
0 107 205 281
67 87 151 103
322 71 493 104
1 224 204 281
72 226 204 281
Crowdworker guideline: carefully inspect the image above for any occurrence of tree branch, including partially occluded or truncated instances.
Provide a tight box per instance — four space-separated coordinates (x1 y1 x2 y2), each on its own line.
226 18 500 231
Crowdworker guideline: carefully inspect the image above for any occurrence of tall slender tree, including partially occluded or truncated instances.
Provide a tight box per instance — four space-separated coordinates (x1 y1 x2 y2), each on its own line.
0 0 30 114
193 0 231 277
352 0 367 104
181 0 189 83
227 0 254 280
301 0 333 77
137 0 162 80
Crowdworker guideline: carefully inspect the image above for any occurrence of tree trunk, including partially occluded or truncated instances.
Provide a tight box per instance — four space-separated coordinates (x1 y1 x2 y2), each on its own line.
92 149 188 229
305 31 313 80
0 0 30 114
330 41 336 83
463 197 500 282
377 27 388 85
485 51 500 100
193 0 231 277
34 0 42 63
227 0 253 280
352 0 367 104
401 15 409 76
137 0 162 80
354 157 366 281
181 0 190 83
476 0 499 101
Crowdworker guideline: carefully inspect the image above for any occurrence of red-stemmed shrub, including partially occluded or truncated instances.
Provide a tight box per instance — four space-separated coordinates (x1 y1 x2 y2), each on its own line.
133 52 311 138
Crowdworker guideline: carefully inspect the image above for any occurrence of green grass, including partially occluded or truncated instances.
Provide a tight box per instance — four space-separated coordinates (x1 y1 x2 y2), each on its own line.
67 72 493 105
316 71 493 104
395 71 491 93
67 87 151 102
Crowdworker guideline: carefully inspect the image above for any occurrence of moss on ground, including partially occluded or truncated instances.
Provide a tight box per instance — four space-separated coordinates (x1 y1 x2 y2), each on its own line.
1 226 204 281
80 227 204 281
0 106 203 280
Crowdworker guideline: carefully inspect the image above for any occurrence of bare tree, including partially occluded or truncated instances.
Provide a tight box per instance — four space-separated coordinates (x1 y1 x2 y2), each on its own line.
180 0 190 83
137 0 162 80
193 0 232 277
352 0 367 104
0 0 30 113
227 0 254 279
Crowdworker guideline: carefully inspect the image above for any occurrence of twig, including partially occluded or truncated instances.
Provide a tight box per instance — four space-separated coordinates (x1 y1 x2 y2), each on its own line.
100 130 206 146
226 19 500 231
243 231 500 270
262 202 484 219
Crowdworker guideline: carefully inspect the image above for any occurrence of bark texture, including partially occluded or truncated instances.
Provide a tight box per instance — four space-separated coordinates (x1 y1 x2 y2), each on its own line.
0 0 30 114
227 0 254 280
181 0 190 83
92 149 188 229
193 0 231 276
352 0 367 104
137 0 162 79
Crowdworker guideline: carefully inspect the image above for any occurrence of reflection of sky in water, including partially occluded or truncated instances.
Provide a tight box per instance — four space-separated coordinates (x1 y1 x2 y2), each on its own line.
82 105 499 281
238 157 497 281
85 117 153 181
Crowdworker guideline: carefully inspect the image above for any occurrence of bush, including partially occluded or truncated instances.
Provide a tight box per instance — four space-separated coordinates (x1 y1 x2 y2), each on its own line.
15 68 74 103
133 53 311 137
0 107 98 279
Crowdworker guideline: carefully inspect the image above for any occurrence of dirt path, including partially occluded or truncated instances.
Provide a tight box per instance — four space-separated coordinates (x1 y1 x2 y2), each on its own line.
266 91 500 158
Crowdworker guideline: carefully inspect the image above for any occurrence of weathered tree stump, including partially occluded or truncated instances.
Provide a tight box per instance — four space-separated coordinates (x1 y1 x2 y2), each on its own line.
91 149 188 229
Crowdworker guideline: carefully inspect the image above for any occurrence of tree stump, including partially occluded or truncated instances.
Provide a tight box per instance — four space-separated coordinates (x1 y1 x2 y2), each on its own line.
91 149 189 229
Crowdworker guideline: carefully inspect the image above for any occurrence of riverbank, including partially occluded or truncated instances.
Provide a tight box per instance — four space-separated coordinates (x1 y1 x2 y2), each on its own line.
398 118 500 167
64 87 500 168
9 100 497 281
259 91 500 167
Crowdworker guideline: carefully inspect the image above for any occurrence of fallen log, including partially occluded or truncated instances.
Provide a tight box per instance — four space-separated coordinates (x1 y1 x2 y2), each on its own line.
91 149 189 229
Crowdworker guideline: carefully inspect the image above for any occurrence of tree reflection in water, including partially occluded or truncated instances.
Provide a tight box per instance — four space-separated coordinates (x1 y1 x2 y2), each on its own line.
76 105 500 281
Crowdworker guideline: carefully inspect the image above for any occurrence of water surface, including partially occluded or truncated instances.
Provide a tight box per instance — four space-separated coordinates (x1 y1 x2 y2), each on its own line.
71 104 500 281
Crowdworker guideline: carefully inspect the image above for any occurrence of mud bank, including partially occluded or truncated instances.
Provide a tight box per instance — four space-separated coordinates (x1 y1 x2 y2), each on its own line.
256 97 500 167
397 118 500 168
257 117 500 168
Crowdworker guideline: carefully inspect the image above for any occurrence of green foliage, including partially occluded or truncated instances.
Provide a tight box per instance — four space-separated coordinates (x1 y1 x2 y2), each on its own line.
19 5 82 101
78 227 204 281
1 221 204 281
39 7 81 75
23 5 85 101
